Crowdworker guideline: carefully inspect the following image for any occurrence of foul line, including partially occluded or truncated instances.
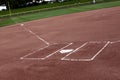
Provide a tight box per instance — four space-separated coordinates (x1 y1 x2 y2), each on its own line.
23 26 50 45
61 42 88 60
110 40 120 44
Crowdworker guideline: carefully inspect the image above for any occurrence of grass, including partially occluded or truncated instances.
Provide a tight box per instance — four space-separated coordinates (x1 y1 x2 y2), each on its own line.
0 0 83 16
0 0 120 27
0 0 99 16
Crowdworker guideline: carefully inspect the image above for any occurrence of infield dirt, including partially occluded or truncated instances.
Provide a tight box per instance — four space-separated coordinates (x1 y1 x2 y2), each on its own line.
0 6 120 80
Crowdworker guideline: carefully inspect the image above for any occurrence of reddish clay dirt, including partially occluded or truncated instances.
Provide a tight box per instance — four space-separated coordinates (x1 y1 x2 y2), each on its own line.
0 6 120 80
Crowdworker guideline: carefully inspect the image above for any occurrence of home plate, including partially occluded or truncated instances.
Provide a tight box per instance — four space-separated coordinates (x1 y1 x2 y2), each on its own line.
20 24 24 26
60 49 74 54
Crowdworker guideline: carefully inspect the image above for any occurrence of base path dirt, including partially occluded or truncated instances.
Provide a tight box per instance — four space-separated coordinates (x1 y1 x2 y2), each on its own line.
0 6 120 80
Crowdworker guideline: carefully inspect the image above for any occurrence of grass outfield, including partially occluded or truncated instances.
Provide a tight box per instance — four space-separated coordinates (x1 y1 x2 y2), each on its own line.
0 1 120 27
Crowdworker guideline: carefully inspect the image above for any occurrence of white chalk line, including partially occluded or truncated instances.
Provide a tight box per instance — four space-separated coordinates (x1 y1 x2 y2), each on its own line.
20 45 49 60
89 41 108 44
90 41 110 60
20 43 59 60
20 43 72 60
43 43 73 60
20 40 117 62
89 40 120 44
110 40 120 44
8 17 120 61
63 58 92 62
23 26 50 45
21 58 45 60
61 42 88 60
61 41 110 62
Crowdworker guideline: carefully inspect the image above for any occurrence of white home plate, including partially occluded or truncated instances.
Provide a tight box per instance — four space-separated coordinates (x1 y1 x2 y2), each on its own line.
20 24 24 26
60 49 74 54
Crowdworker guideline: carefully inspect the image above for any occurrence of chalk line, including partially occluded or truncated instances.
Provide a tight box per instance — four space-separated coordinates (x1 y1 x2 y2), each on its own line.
43 43 73 60
20 45 49 59
110 40 120 44
61 42 88 60
61 41 110 62
90 41 110 60
21 57 45 60
62 58 92 62
23 26 50 45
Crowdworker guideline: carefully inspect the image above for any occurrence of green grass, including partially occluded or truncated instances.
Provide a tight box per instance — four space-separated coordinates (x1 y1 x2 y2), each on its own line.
0 0 83 16
0 1 120 27
0 0 116 16
0 0 100 16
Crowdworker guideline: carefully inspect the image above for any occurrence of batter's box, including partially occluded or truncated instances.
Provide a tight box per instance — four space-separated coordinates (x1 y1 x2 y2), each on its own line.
48 41 86 60
61 41 110 61
20 43 72 60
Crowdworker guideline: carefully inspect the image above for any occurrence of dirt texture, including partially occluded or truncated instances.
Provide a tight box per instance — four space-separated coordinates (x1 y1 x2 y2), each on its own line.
0 6 120 80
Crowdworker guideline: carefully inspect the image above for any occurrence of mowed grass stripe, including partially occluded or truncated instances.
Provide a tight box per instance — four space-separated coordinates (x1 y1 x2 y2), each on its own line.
0 1 120 27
